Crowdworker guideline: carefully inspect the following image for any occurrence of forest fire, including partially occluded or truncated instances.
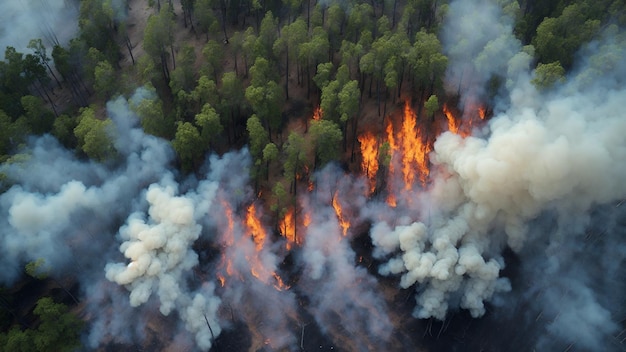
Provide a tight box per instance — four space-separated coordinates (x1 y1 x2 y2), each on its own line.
443 103 460 134
358 132 379 194
444 102 487 137
312 105 322 121
245 204 266 250
380 101 431 191
215 198 287 291
332 192 351 236
279 207 297 250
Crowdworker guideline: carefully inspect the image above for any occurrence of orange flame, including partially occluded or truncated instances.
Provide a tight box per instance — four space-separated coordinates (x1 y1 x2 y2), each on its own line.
443 103 459 134
313 106 323 121
358 132 379 194
386 193 397 207
400 100 430 188
478 106 486 120
279 207 297 250
303 212 311 227
218 198 287 292
332 192 350 236
245 204 266 251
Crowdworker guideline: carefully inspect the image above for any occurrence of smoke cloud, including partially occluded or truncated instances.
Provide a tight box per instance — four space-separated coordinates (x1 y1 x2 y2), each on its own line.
0 0 78 55
297 166 393 350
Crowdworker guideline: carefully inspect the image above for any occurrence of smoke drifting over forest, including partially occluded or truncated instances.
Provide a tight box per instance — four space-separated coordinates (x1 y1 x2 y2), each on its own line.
1 0 625 351
0 0 79 55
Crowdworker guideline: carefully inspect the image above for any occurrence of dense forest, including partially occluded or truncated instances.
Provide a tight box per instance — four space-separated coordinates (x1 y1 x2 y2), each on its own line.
1 0 625 351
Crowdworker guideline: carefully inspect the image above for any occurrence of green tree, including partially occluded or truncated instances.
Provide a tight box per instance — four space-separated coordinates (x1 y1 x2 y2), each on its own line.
94 60 117 100
202 40 223 81
283 131 307 193
0 297 82 352
310 119 342 169
20 95 54 135
170 44 197 94
424 94 439 119
531 61 565 90
245 58 282 137
52 115 77 148
172 122 203 172
273 18 307 99
131 86 175 139
194 103 223 147
338 79 360 157
262 142 279 180
27 38 61 87
408 29 448 102
195 0 219 41
74 107 115 161
143 5 176 81
247 114 270 186
533 3 601 69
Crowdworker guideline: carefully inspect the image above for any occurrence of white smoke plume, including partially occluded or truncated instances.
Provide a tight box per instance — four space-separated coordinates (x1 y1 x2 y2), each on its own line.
105 179 221 350
297 165 393 350
371 0 626 350
0 0 78 55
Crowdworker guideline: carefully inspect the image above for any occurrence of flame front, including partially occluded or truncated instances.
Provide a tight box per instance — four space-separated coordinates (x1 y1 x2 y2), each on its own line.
245 204 266 251
444 103 460 134
358 132 379 194
279 207 297 250
400 100 430 188
217 198 287 291
332 192 350 236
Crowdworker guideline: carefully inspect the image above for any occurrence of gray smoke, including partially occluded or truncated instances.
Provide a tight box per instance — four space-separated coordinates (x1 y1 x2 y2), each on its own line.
0 0 78 55
298 165 393 350
207 149 299 350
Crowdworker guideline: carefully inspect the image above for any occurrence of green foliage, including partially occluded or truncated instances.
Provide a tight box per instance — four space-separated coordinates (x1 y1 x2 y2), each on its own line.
74 107 115 161
309 119 342 168
408 29 448 93
94 61 117 100
20 95 54 135
338 80 360 124
25 258 49 280
143 5 176 80
246 114 269 160
131 87 175 139
52 115 78 148
194 103 223 145
263 142 278 164
531 61 566 90
283 131 307 184
172 122 203 172
245 58 282 133
202 40 223 81
170 45 197 93
0 297 82 352
320 80 340 121
533 3 601 68
313 62 334 90
270 181 288 217
425 95 439 117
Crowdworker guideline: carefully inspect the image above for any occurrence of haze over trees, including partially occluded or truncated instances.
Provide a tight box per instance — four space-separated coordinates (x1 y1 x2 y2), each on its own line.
0 0 624 350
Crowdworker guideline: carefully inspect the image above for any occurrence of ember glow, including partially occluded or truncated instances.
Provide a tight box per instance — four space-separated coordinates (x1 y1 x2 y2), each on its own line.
312 105 323 121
